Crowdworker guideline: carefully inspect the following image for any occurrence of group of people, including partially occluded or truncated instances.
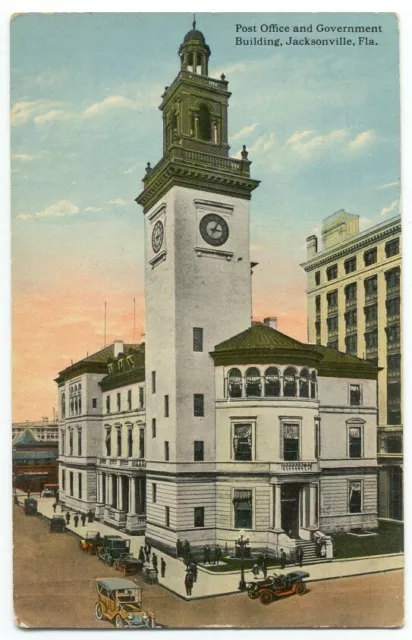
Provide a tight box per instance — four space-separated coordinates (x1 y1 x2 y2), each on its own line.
201 544 222 565
138 541 167 579
184 561 198 596
52 501 95 528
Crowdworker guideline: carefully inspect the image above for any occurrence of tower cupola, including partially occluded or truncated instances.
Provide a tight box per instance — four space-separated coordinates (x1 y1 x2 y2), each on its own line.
179 18 211 75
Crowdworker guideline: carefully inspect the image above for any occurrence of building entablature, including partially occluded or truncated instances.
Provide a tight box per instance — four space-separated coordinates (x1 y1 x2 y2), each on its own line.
97 457 146 472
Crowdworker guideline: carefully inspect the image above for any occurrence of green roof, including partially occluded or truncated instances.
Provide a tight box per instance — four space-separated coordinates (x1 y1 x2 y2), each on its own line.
56 343 140 383
13 450 57 461
212 323 379 379
12 429 38 446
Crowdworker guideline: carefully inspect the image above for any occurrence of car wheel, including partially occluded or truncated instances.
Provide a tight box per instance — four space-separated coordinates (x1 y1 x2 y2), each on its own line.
95 603 104 620
115 614 124 628
296 581 307 596
247 587 259 600
260 590 273 606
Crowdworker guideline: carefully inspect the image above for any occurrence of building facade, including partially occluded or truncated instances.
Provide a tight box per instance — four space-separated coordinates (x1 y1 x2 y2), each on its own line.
301 210 402 522
55 25 380 557
12 418 59 442
12 428 58 493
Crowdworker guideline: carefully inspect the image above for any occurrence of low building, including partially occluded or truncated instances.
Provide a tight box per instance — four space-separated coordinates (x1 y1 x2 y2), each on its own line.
12 418 59 442
12 428 58 493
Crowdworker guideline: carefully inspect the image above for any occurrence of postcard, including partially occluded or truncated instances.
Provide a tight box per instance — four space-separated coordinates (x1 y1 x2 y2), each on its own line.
11 11 403 629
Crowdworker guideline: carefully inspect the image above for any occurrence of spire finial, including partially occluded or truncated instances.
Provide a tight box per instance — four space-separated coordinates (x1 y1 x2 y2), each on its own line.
192 13 196 29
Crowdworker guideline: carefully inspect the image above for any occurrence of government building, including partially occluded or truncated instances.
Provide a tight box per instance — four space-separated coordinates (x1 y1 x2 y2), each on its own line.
301 211 402 522
56 24 380 560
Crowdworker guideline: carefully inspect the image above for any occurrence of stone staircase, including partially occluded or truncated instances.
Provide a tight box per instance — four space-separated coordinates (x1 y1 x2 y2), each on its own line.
295 539 329 565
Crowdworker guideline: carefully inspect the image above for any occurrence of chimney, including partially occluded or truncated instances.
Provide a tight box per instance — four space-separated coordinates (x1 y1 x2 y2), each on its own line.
306 235 318 259
264 317 278 330
113 340 124 357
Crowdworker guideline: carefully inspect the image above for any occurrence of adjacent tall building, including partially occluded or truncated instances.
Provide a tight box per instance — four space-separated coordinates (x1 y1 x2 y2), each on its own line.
301 210 402 522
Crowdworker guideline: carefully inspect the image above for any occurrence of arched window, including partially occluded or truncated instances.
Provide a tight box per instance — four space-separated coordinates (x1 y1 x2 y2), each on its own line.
311 371 317 399
245 367 261 397
228 368 242 398
198 104 211 141
299 369 310 398
284 367 297 397
264 367 280 397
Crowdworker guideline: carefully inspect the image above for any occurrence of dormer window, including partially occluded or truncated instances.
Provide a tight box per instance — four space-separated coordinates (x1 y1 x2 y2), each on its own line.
108 363 114 374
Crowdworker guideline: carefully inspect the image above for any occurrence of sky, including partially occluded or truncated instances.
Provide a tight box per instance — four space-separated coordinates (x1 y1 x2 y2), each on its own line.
11 12 401 421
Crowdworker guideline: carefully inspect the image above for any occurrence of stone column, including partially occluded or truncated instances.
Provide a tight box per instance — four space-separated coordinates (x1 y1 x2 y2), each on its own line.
128 476 136 516
309 484 317 527
301 486 307 529
117 475 123 511
280 375 284 397
273 484 282 530
96 472 101 503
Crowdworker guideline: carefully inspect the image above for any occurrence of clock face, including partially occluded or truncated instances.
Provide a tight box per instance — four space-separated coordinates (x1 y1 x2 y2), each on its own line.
199 213 229 247
151 221 164 253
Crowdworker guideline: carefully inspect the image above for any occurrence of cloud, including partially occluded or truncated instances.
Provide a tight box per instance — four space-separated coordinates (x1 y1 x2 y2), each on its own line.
378 180 400 190
108 198 128 207
12 153 35 162
11 100 44 126
83 96 137 118
84 206 103 213
348 130 376 151
287 129 347 158
16 213 33 220
231 123 258 141
380 199 399 217
34 109 75 125
359 216 373 231
36 200 80 218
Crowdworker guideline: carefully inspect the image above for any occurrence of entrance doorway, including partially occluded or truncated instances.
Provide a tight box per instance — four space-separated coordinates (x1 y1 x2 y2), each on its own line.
281 484 300 538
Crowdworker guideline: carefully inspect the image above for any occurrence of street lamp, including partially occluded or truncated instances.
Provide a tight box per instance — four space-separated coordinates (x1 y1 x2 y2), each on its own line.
236 529 249 591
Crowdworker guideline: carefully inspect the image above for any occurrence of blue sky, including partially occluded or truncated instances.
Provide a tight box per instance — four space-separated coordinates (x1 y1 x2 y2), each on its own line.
11 12 400 419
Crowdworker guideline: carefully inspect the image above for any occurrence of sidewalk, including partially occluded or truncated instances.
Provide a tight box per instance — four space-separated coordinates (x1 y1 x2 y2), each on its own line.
16 492 404 601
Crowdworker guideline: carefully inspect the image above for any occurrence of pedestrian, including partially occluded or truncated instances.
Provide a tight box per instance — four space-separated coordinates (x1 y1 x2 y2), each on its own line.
152 552 158 573
184 571 194 597
65 511 71 525
315 538 321 558
139 546 146 564
213 546 219 565
280 548 286 570
73 513 79 528
297 546 304 568
183 539 191 562
87 510 93 523
262 552 269 578
190 562 198 582
80 512 86 527
252 564 260 578
203 544 211 564
144 542 150 563
216 545 222 562
52 502 57 513
160 558 166 578
147 540 152 555
176 539 183 558
257 554 264 570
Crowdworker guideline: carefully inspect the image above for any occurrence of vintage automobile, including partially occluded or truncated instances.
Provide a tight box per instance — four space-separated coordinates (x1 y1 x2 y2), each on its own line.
94 578 157 628
42 484 58 498
98 536 131 565
113 554 143 576
245 570 310 605
50 515 66 533
24 498 38 515
79 530 102 555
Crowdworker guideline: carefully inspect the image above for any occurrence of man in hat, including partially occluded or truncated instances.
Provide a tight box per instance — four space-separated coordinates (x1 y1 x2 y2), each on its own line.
280 548 287 570
160 558 166 578
297 546 304 567
65 511 71 525
73 513 79 528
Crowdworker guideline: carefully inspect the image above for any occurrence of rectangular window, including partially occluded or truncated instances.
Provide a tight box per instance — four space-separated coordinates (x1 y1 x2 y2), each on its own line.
164 441 170 461
194 507 205 528
349 384 361 406
345 333 357 355
105 428 111 457
128 428 133 457
92 398 97 409
327 290 338 308
69 430 73 456
69 471 74 497
348 426 362 458
315 295 321 313
152 483 157 503
62 469 65 491
117 393 121 412
385 267 400 290
151 371 156 394
60 430 65 455
315 271 320 285
193 327 204 352
106 395 111 414
283 423 299 461
314 419 320 459
233 490 252 529
139 428 145 458
387 354 401 372
386 324 400 344
164 395 169 417
364 275 378 296
364 304 378 322
345 282 357 302
385 238 399 258
194 394 204 417
326 264 338 281
327 316 338 332
365 330 378 349
344 256 357 274
78 473 82 499
364 248 377 266
139 387 144 409
165 506 170 528
349 481 362 513
345 310 357 328
194 440 204 461
151 418 156 439
77 430 82 456
117 429 122 457
386 297 400 318
233 423 252 461
127 389 132 411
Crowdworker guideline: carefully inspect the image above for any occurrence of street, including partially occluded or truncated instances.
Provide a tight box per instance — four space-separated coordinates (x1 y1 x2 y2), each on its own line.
13 505 403 629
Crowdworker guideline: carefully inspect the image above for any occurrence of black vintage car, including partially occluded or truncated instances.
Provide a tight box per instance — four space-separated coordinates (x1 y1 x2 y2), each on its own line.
50 515 66 533
24 498 38 515
245 571 310 605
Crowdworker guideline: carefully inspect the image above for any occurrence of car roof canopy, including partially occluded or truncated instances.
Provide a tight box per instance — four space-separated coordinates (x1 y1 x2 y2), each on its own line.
96 578 139 590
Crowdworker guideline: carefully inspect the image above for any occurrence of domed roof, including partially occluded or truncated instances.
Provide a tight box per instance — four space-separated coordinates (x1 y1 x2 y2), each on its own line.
183 28 206 44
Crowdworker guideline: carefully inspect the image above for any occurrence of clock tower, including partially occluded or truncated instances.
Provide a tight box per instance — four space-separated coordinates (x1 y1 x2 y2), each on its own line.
136 21 259 553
